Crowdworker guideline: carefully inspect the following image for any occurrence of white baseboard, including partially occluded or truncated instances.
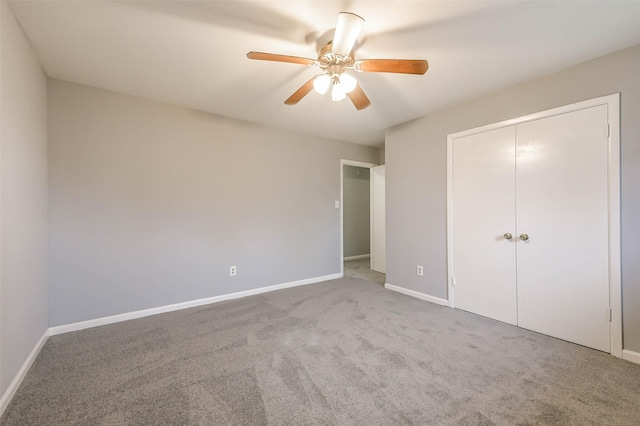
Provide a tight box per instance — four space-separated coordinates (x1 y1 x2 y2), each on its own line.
384 283 449 306
622 349 640 365
49 273 342 336
344 254 370 261
0 329 49 417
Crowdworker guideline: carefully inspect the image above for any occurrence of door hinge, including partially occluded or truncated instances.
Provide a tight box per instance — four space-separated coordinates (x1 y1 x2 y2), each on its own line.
607 307 612 322
451 276 456 287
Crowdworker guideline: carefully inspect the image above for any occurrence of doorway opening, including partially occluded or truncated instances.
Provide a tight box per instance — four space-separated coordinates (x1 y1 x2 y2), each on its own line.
340 160 385 286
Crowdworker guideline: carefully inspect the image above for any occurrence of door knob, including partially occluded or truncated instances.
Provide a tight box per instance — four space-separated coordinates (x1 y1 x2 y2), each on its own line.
519 233 529 241
503 233 513 240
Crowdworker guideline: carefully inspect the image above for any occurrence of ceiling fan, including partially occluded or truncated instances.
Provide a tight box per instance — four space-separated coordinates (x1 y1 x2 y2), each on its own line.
246 12 428 110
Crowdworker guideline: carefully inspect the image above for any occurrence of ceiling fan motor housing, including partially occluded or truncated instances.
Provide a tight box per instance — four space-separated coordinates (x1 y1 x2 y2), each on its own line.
318 42 354 77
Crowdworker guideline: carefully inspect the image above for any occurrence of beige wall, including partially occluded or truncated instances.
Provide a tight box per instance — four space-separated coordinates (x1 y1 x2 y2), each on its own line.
48 79 380 326
386 44 640 352
0 0 49 398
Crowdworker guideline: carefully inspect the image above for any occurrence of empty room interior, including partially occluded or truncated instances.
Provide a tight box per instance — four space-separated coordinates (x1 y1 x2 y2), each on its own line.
2 1 640 424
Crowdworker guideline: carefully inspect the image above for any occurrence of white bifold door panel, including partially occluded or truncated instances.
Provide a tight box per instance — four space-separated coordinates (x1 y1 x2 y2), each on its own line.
452 127 517 325
516 105 610 352
450 102 613 353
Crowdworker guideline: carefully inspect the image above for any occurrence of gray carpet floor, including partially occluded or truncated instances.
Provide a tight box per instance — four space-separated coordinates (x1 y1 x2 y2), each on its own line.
343 258 386 285
2 272 640 425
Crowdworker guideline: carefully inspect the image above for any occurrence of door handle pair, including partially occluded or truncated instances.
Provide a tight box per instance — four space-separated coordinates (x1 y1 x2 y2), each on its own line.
503 233 529 241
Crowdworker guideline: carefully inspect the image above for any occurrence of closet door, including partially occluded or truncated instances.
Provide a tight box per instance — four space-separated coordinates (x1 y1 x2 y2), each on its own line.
515 105 610 352
452 126 517 325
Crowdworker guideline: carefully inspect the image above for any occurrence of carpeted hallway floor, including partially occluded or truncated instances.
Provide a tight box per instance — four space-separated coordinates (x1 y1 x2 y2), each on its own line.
343 258 385 285
2 273 640 425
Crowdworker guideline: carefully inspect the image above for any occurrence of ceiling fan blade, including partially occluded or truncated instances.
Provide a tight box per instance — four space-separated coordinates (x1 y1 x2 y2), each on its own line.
355 59 429 75
332 12 365 57
347 84 371 110
247 51 316 66
284 77 316 105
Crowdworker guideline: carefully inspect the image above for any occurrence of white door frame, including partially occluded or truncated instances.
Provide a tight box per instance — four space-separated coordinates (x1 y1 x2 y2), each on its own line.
340 159 378 277
446 93 621 357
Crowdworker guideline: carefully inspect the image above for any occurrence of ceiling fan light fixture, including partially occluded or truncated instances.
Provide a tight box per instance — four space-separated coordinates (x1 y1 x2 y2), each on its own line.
246 11 427 110
332 12 364 57
331 81 346 101
313 74 331 94
340 73 357 93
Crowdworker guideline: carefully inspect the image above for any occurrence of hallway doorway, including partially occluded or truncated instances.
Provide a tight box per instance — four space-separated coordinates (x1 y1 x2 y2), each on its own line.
340 159 385 282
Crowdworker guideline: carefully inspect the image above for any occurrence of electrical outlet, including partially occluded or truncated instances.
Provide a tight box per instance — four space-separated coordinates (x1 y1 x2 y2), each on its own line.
417 265 424 276
230 266 237 277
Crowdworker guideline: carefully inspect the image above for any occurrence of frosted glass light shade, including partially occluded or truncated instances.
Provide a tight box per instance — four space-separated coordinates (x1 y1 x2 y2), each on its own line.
313 74 331 94
333 13 365 57
331 82 346 101
340 73 357 93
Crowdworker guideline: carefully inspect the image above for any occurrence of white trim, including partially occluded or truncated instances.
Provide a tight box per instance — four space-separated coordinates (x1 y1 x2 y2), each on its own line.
447 95 618 140
446 93 622 357
340 159 377 278
622 350 640 365
344 254 370 261
49 273 341 336
0 330 49 417
607 94 622 358
446 135 455 308
385 283 449 306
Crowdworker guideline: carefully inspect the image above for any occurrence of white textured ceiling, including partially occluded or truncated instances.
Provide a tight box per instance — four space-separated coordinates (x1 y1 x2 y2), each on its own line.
8 1 640 147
